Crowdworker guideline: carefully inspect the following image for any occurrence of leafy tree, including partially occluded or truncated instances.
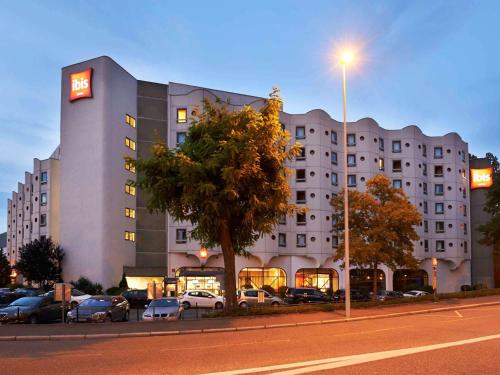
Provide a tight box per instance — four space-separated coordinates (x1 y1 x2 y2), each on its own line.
119 272 128 289
331 175 422 298
0 251 11 287
15 237 64 289
70 276 103 295
132 93 300 310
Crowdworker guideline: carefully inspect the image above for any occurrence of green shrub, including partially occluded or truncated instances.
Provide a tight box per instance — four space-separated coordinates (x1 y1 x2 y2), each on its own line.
278 286 288 298
105 286 127 296
461 285 472 291
472 283 487 290
261 285 275 295
118 273 128 289
70 276 103 295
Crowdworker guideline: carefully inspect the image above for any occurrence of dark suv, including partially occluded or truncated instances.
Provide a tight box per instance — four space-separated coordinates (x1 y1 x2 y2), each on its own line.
332 289 370 302
121 289 149 308
284 288 332 304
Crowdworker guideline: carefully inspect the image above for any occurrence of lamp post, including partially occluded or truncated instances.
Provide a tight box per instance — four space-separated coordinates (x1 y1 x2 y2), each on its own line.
432 257 438 301
10 269 17 285
340 50 353 318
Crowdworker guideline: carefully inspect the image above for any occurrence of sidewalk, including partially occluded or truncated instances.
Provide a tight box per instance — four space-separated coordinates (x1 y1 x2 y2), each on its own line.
1 295 499 340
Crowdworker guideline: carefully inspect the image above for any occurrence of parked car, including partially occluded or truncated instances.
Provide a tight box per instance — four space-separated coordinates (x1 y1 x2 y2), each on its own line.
143 298 183 321
332 289 370 302
237 289 283 308
0 296 65 324
283 288 333 304
0 291 23 308
67 296 129 322
121 289 149 308
42 289 92 308
179 290 224 309
403 290 430 298
0 288 12 294
370 290 404 301
13 288 41 297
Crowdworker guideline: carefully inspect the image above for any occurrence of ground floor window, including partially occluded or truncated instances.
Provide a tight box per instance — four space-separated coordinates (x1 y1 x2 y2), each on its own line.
350 269 386 293
176 267 225 296
393 269 429 292
295 268 339 294
238 267 286 293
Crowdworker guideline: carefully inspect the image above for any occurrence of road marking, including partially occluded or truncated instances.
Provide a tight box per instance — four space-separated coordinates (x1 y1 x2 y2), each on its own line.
161 339 290 351
201 333 500 375
455 310 463 318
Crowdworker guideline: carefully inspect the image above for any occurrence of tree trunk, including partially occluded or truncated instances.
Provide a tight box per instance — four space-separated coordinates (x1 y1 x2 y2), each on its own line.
372 263 378 301
219 219 237 312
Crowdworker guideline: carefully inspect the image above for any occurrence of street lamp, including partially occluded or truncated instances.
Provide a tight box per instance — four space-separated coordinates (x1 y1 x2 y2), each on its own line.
10 269 17 285
340 49 354 318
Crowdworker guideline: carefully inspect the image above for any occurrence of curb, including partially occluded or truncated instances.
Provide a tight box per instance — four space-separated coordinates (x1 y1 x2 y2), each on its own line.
2 300 500 342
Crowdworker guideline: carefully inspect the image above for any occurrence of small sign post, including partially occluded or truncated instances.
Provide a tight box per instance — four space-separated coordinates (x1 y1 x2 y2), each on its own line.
257 290 265 304
54 283 72 323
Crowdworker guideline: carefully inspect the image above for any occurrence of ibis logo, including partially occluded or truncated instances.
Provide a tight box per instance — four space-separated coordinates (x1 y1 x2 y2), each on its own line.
471 168 493 189
69 68 92 102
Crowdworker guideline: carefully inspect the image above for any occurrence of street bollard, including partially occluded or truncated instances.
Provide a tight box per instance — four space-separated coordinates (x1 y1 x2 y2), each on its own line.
17 307 20 322
196 303 199 320
153 306 155 321
76 305 79 323
136 307 139 322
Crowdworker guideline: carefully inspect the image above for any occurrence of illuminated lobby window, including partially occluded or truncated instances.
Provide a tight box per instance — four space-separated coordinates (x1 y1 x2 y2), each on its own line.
177 108 188 123
124 231 135 242
295 268 339 294
125 114 136 128
125 137 136 151
125 184 136 196
125 160 136 173
125 208 135 219
238 267 286 293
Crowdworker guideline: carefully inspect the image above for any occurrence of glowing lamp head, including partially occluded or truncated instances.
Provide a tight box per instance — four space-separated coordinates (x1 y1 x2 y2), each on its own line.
199 248 208 259
10 270 17 278
340 50 354 65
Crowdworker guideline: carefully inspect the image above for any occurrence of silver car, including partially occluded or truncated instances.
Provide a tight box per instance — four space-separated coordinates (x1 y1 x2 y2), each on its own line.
237 289 283 308
143 297 183 321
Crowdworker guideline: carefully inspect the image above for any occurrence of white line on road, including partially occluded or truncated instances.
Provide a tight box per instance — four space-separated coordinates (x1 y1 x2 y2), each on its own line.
455 310 463 318
201 333 500 375
161 339 291 352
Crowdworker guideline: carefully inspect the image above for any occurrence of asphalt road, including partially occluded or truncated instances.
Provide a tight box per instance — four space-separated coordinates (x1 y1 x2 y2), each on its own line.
1 304 499 374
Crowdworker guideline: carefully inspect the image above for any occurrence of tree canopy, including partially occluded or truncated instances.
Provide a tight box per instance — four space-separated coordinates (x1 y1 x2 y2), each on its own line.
0 251 10 287
133 93 300 310
15 237 64 288
331 174 422 296
478 153 500 256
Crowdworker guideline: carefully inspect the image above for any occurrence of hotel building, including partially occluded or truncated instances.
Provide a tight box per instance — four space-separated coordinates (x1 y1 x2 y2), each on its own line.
5 56 472 293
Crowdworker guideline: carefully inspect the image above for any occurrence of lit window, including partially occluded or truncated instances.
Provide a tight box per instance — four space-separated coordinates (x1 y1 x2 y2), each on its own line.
379 138 384 151
177 108 187 123
296 191 306 204
41 171 48 184
125 184 136 196
125 160 136 173
436 240 445 252
296 147 306 160
296 234 306 247
40 214 47 227
278 233 286 247
347 175 356 187
176 132 186 146
125 208 136 219
125 137 136 151
393 179 402 189
125 114 136 128
295 126 305 139
392 140 401 153
347 134 356 146
331 173 338 186
296 213 306 225
176 228 187 243
435 203 444 214
378 158 384 171
436 221 445 233
347 154 356 167
435 184 444 196
331 152 338 165
40 193 47 206
296 169 306 182
434 147 443 159
331 131 337 144
392 160 402 172
124 231 136 242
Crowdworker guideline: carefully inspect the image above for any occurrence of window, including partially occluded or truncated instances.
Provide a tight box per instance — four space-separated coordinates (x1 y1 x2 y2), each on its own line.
125 114 136 128
176 229 187 243
422 144 427 157
435 203 444 214
332 236 339 248
464 241 468 253
392 140 401 153
435 184 444 196
463 189 467 199
295 126 305 139
177 108 187 123
125 137 136 151
424 240 429 252
124 231 136 242
434 147 443 159
331 152 338 165
424 220 428 233
424 201 428 214
296 234 306 247
463 205 467 217
392 160 402 172
462 151 466 163
279 215 286 225
423 163 427 176
379 138 384 151
125 160 136 173
434 165 443 177
296 147 306 160
331 131 338 144
40 193 47 206
347 174 356 187
378 158 385 171
347 134 356 146
464 223 468 235
296 213 306 225
347 154 356 167
125 184 136 196
176 132 186 146
393 179 402 189
40 171 48 184
296 191 306 203
423 182 428 195
331 173 338 186
436 221 445 233
40 214 47 227
125 208 136 219
278 233 286 247
436 240 445 252
296 169 306 182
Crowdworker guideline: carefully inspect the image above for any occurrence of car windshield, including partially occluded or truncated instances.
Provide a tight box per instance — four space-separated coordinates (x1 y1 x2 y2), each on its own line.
149 299 178 307
9 297 40 307
79 298 111 307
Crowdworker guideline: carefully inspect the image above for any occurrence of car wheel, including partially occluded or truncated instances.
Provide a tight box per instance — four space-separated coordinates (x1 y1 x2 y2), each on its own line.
214 302 223 310
29 315 38 324
239 302 248 309
182 301 191 309
271 301 280 307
